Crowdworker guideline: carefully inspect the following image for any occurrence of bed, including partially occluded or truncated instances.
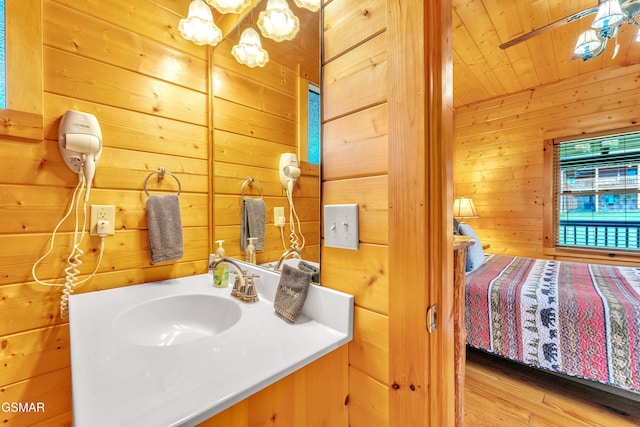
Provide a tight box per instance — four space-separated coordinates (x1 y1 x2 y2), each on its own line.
460 224 640 395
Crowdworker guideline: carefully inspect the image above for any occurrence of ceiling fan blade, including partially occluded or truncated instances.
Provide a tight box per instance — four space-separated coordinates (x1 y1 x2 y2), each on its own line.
500 5 599 50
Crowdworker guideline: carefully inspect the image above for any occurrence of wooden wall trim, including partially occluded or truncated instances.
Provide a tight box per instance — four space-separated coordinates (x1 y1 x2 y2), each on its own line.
2 0 44 141
388 0 454 425
426 0 455 424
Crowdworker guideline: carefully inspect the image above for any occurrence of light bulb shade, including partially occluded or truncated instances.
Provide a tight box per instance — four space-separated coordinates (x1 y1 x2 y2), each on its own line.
258 0 300 42
293 0 321 12
232 28 270 68
574 29 602 56
453 197 479 220
205 0 251 14
179 0 223 46
592 0 625 28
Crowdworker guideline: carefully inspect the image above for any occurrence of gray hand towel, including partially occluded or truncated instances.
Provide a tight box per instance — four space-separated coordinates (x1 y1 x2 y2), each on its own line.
241 197 266 251
146 194 184 264
274 264 312 322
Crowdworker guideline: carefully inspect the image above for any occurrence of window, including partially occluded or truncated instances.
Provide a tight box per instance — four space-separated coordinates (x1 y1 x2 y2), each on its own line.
552 130 640 251
307 84 320 164
297 78 320 165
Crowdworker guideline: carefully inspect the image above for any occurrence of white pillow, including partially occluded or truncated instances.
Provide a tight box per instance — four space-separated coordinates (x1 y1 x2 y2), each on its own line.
457 223 485 272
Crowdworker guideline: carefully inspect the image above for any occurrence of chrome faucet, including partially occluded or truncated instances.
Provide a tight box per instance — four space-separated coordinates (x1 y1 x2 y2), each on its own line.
209 257 259 303
275 248 302 271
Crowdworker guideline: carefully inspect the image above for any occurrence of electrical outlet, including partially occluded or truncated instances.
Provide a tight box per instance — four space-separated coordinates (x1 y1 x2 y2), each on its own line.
90 205 115 236
274 206 285 226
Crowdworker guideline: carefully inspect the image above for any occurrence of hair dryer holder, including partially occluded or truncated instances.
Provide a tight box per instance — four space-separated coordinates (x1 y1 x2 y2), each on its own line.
58 110 103 199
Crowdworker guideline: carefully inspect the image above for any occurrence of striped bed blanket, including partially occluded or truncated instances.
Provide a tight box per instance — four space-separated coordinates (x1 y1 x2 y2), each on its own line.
465 254 640 393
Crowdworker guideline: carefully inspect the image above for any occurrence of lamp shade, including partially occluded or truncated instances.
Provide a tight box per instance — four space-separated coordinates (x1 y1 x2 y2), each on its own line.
179 0 223 46
258 0 300 42
232 28 269 68
205 0 251 14
293 0 321 12
592 0 625 29
453 197 479 221
574 29 602 57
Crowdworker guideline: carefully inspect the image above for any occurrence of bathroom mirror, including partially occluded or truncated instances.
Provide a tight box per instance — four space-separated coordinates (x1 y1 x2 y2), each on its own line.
211 2 322 275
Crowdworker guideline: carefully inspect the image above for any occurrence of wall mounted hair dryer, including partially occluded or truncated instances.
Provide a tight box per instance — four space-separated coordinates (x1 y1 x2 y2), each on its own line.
279 153 300 194
279 152 305 250
58 110 102 201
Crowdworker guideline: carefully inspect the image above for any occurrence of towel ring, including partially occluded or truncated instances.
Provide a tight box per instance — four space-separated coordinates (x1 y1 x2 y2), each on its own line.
241 176 264 198
144 167 182 197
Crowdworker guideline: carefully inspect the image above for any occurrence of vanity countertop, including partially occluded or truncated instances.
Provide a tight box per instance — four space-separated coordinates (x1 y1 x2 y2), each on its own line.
68 265 353 427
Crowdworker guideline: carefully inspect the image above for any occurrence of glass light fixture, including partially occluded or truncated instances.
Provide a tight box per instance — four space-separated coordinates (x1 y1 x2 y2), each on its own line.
574 29 602 60
205 0 251 14
232 28 269 68
592 0 625 29
258 0 300 42
179 0 223 46
293 0 321 12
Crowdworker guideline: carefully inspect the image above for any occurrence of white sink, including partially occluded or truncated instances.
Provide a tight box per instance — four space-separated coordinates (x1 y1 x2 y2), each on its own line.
112 294 241 347
69 264 354 427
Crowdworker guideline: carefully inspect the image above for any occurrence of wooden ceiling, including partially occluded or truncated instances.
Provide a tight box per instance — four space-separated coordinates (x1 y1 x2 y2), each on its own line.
452 0 640 108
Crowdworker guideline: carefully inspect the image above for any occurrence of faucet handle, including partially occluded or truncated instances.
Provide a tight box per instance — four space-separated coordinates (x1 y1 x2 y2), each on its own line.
240 274 259 303
230 270 248 298
231 275 241 298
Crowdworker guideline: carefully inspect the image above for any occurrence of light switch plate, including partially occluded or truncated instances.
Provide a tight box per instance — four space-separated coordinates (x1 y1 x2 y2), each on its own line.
324 204 359 250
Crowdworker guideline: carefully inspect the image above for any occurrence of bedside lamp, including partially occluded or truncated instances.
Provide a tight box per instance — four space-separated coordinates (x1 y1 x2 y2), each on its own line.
453 197 479 223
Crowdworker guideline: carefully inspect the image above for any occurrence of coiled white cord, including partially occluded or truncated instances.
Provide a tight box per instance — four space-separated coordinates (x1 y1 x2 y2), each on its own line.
286 186 305 250
32 177 106 319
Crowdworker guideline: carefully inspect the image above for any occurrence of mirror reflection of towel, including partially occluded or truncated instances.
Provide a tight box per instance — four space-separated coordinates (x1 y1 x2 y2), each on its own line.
241 197 266 251
298 260 320 283
146 194 184 264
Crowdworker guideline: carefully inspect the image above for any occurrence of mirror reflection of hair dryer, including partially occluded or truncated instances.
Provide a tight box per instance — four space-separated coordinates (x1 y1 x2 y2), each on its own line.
279 153 299 191
283 164 301 194
278 153 305 250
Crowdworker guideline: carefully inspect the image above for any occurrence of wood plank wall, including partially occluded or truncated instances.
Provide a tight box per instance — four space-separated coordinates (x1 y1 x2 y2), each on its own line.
0 1 333 426
454 62 640 264
323 1 454 425
2 1 209 425
322 0 390 424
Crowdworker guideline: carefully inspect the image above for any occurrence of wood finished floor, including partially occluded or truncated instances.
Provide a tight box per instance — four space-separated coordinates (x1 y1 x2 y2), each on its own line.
464 348 640 426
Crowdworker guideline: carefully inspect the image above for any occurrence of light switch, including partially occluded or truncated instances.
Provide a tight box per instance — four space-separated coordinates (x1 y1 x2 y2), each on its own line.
324 204 359 250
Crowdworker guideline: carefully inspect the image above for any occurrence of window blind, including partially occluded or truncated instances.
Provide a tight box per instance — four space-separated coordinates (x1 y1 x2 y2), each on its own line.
553 130 640 250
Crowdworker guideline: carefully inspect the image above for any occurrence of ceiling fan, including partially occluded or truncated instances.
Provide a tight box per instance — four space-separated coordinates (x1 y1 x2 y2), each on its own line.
499 0 640 61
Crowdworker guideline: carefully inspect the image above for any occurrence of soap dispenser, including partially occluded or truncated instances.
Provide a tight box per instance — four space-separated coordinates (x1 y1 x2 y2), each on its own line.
212 240 229 288
246 237 257 264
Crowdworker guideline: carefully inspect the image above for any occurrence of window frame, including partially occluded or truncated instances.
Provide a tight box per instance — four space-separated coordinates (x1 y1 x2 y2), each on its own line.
543 129 640 264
